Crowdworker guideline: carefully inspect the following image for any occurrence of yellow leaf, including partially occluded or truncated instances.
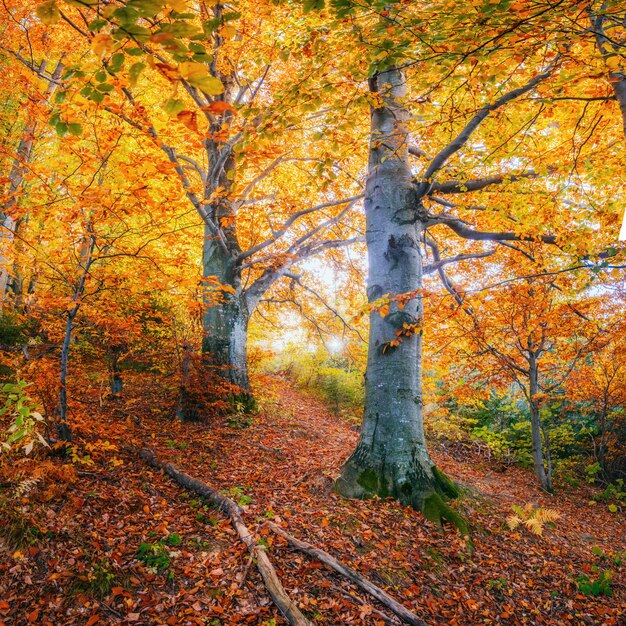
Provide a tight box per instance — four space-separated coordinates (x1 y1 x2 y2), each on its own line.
606 56 623 71
166 0 188 10
92 33 114 58
179 62 223 95
221 24 236 39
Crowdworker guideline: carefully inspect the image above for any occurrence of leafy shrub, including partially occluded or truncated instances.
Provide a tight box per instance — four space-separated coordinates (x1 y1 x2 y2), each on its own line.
277 350 364 421
594 479 625 513
575 570 612 596
225 485 253 506
0 500 44 548
0 312 28 347
84 559 117 598
137 541 172 571
0 380 49 456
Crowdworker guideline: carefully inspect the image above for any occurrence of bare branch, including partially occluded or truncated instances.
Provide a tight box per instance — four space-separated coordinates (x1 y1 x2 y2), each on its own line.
429 169 543 195
423 250 495 275
237 195 363 263
418 61 557 194
437 216 557 244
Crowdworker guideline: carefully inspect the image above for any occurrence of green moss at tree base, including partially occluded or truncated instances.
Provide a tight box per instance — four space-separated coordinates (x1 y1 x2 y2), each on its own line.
422 492 470 538
337 462 471 537
432 465 460 499
232 391 257 414
356 468 386 496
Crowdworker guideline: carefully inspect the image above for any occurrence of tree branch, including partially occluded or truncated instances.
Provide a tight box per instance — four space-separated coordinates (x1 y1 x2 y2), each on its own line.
417 61 558 195
428 170 543 195
237 195 363 263
437 217 557 244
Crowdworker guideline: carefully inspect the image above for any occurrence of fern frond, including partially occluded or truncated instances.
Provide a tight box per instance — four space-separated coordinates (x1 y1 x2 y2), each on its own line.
536 508 560 523
14 476 40 497
525 518 544 536
506 515 522 530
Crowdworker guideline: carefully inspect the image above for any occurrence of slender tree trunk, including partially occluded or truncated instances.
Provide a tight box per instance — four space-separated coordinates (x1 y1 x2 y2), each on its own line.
589 6 626 137
528 353 552 492
613 77 626 139
57 233 95 442
1 60 64 302
58 308 76 442
176 342 198 422
336 69 458 513
598 401 608 477
109 347 123 396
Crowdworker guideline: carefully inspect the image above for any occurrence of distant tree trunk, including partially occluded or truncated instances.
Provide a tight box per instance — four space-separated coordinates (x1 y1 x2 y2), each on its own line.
1 60 64 303
336 69 458 513
58 308 75 442
57 233 95 442
527 352 552 492
109 346 123 396
613 78 626 139
176 342 199 422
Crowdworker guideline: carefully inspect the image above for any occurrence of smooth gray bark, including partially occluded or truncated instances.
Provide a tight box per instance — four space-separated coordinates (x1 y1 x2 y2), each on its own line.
201 228 251 392
528 352 552 492
336 69 455 511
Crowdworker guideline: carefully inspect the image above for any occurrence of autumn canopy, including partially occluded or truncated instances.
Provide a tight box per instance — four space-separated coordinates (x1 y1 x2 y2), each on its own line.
0 0 625 624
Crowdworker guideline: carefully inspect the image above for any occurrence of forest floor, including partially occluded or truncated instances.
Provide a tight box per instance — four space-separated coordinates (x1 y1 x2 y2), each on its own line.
0 373 625 626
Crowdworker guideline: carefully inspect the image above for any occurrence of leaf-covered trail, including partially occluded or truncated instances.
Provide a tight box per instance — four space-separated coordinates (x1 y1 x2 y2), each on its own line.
141 375 625 625
0 374 624 625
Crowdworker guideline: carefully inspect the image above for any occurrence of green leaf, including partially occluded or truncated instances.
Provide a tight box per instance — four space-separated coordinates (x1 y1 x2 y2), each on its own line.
163 98 185 116
187 74 223 96
112 6 140 23
303 0 325 13
68 123 83 136
112 24 151 42
158 21 203 38
608 504 618 513
88 18 107 31
127 0 165 17
128 62 146 87
36 0 60 25
109 52 125 73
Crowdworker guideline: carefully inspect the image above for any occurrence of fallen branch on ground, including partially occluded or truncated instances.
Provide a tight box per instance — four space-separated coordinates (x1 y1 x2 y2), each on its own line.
139 447 311 626
267 521 426 626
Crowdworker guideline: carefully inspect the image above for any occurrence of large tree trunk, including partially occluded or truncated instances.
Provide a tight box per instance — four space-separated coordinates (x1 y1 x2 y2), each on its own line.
201 229 255 408
336 69 458 513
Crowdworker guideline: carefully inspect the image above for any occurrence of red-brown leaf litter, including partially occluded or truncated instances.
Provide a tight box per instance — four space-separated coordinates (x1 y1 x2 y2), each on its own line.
0 374 624 625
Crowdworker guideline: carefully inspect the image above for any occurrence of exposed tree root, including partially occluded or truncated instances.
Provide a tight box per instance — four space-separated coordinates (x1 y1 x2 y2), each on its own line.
267 522 426 626
139 448 311 626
